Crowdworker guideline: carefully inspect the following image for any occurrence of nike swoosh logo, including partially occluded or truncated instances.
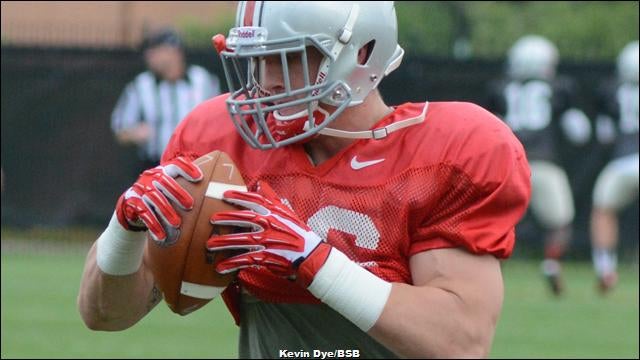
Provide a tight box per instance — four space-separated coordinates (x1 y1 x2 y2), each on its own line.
350 156 385 170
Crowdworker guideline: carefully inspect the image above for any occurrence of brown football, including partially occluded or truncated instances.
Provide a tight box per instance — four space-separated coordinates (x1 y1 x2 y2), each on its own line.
145 150 246 316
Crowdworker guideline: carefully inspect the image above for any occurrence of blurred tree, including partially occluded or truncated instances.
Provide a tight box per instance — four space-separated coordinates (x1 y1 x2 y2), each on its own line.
466 1 639 61
176 1 638 62
394 1 638 61
395 2 457 58
178 11 236 50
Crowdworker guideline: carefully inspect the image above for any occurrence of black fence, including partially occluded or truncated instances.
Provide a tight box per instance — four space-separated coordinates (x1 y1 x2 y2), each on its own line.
1 45 637 259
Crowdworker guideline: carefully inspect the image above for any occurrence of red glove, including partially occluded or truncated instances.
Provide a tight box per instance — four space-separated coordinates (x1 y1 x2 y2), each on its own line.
115 157 203 245
208 182 392 333
206 181 332 285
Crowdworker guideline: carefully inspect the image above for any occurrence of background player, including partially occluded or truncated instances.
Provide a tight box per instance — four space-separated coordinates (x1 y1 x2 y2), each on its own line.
78 2 531 357
484 35 591 296
590 40 639 294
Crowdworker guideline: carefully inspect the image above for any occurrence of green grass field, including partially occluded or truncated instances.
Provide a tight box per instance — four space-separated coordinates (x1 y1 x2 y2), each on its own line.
1 247 638 358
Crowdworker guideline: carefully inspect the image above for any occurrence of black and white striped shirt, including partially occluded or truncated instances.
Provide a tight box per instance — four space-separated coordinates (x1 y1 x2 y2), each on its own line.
111 65 220 161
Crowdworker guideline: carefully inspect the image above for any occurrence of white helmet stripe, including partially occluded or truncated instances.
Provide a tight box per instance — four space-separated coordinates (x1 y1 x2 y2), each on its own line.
239 1 264 27
235 1 245 27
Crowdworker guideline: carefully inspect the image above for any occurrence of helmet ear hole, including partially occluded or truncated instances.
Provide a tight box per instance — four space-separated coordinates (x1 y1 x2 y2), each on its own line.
358 40 376 66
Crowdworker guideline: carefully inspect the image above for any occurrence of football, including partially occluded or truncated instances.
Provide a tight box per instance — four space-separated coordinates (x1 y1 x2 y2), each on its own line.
145 150 247 316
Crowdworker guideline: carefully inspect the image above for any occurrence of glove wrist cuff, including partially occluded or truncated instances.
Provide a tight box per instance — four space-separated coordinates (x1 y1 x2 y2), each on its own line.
297 242 332 287
115 194 147 232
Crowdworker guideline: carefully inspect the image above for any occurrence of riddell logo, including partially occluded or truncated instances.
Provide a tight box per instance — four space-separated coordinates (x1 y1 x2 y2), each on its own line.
237 29 256 38
311 71 327 96
315 71 327 84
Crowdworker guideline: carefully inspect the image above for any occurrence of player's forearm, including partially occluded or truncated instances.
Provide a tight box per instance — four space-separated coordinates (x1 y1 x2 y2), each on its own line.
305 247 501 358
77 242 160 331
369 283 498 358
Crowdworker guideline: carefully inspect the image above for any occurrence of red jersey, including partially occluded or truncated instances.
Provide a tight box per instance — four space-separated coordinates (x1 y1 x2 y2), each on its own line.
163 94 531 304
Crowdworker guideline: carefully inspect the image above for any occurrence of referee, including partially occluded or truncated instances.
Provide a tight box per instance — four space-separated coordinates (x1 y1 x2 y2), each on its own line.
111 27 220 174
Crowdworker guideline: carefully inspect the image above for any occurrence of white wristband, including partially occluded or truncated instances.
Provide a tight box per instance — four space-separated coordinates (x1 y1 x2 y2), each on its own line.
307 248 392 332
96 212 147 275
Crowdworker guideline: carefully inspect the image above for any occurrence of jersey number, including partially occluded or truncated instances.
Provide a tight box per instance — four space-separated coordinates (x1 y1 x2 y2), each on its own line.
280 198 381 251
307 206 380 250
504 81 553 131
617 84 639 134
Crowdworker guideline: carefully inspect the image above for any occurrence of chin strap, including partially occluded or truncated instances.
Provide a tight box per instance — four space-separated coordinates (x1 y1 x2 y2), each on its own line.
318 102 429 140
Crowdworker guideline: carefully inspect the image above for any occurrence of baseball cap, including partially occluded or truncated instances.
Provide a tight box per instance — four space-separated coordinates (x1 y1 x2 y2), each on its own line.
140 28 184 52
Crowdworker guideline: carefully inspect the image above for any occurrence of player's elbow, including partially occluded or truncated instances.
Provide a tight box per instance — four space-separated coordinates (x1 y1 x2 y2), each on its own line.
78 303 113 331
77 296 134 332
402 316 495 358
460 336 492 359
78 303 105 331
439 327 492 358
80 312 111 332
79 310 135 332
451 315 497 358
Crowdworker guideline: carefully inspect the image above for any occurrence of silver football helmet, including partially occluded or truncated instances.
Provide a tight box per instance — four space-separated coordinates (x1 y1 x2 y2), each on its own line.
617 40 639 84
507 35 559 81
214 1 404 149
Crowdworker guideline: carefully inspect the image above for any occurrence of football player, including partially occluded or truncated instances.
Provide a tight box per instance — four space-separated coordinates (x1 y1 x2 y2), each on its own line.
484 35 591 296
78 2 531 357
590 40 639 294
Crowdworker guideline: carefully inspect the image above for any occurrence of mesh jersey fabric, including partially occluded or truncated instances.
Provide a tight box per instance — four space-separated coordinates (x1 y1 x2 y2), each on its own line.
163 94 531 305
